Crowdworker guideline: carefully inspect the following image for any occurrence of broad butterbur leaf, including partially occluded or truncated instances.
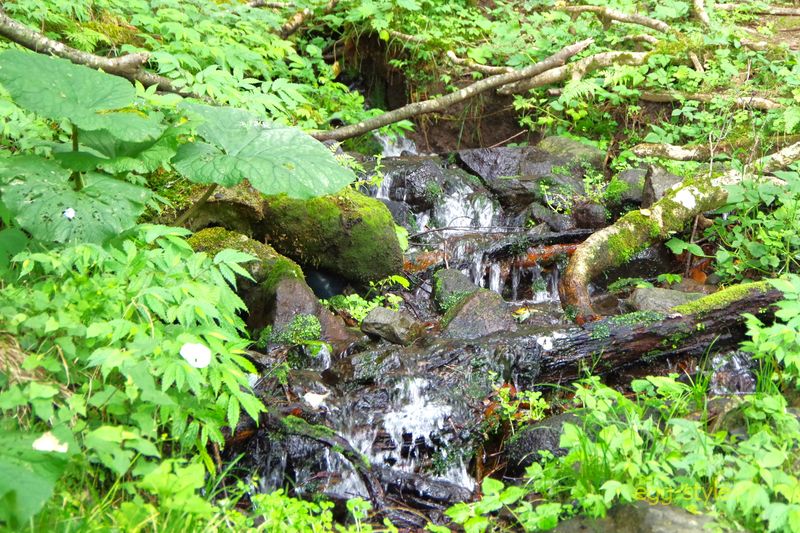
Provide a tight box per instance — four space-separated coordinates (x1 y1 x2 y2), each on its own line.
0 50 164 142
0 156 150 243
53 124 180 174
173 103 355 198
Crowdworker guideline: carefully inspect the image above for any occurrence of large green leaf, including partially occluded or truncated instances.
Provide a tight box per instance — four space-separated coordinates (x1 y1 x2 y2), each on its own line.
0 50 164 142
53 124 180 174
0 431 70 527
0 156 151 243
172 103 355 198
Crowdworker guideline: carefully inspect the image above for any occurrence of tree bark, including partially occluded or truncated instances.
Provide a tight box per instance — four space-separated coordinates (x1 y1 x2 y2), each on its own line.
0 7 200 98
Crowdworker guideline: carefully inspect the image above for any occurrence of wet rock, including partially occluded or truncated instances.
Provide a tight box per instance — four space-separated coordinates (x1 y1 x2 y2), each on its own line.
378 198 412 226
379 157 447 212
614 167 647 206
554 501 715 533
433 269 479 312
267 277 360 355
625 287 704 313
504 412 580 476
183 182 266 236
456 146 528 185
571 200 607 229
457 137 600 213
709 350 756 395
263 187 403 284
361 306 422 345
522 202 576 232
642 165 684 207
441 289 517 339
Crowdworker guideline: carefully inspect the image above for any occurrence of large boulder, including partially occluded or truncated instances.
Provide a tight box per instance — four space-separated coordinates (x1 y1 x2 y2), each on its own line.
262 188 403 284
441 289 517 339
188 227 304 330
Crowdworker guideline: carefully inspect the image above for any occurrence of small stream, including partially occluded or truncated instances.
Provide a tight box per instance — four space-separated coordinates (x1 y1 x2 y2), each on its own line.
236 135 759 524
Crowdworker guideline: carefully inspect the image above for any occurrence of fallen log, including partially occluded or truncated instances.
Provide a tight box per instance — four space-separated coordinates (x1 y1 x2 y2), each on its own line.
541 282 780 382
559 141 800 320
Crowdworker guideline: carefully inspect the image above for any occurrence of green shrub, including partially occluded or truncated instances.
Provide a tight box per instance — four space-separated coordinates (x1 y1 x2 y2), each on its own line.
0 225 265 524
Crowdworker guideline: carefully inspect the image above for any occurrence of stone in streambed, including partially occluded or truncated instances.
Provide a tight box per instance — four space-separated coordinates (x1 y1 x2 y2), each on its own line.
441 289 516 339
433 268 479 312
625 287 704 313
361 306 422 345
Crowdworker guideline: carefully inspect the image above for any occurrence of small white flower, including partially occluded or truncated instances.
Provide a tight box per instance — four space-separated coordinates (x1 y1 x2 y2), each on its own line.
180 343 212 368
63 207 76 220
32 431 69 453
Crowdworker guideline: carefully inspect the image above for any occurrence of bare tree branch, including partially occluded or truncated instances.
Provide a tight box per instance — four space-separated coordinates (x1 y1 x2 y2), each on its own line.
498 51 648 95
716 3 800 16
446 50 513 75
559 5 671 34
639 91 782 110
693 0 712 26
248 0 294 7
0 6 198 97
311 38 594 141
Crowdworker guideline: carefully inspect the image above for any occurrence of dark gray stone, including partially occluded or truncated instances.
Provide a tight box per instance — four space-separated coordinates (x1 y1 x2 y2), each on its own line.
642 165 684 207
361 307 421 345
571 201 607 229
554 501 716 533
523 202 576 232
380 157 447 212
457 137 602 213
433 269 479 312
504 413 580 476
625 287 704 313
441 289 516 339
615 167 648 205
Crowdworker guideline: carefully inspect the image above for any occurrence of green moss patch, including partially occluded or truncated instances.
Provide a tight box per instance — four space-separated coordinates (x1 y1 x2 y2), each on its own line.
671 281 771 316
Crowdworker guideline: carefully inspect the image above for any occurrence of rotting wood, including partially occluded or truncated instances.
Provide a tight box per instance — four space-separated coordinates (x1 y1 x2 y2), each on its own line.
541 286 781 382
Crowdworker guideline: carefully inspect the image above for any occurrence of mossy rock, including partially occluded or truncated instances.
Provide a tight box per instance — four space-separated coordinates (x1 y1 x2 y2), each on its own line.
262 187 403 284
188 226 303 286
188 227 306 330
433 268 479 313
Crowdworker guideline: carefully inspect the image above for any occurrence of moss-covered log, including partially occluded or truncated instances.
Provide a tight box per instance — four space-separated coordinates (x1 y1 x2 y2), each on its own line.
542 282 780 382
559 142 800 320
